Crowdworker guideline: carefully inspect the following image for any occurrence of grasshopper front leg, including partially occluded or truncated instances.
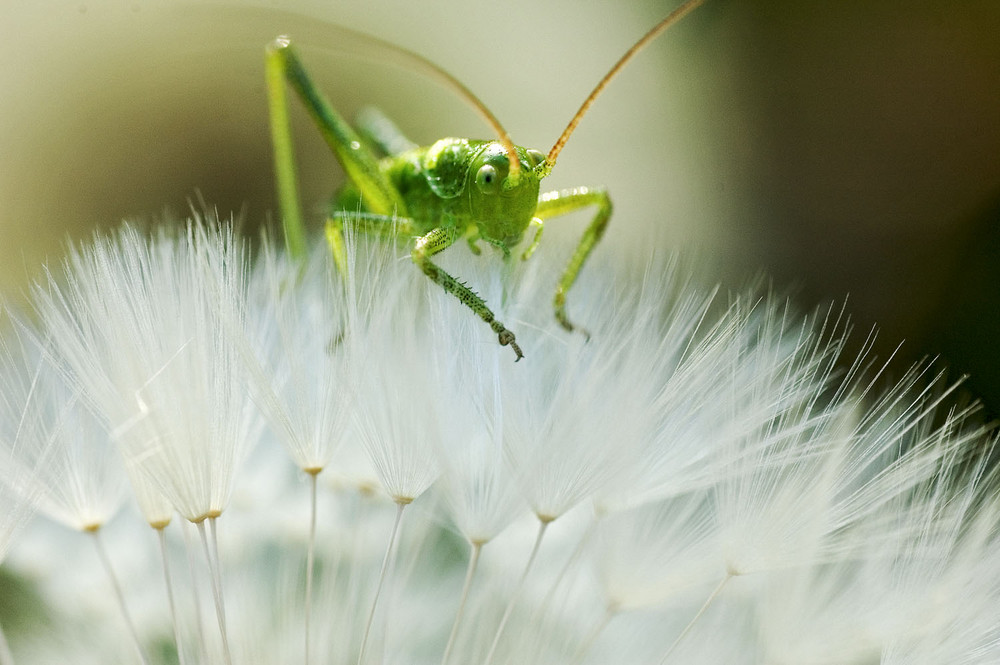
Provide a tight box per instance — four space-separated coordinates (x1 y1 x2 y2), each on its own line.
325 210 418 282
412 227 524 361
532 186 613 337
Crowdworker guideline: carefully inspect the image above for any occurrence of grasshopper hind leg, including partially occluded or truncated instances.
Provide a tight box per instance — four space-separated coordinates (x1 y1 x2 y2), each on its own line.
266 37 408 260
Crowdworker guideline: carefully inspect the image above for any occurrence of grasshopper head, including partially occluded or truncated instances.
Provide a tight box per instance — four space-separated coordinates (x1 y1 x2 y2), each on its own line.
467 141 545 250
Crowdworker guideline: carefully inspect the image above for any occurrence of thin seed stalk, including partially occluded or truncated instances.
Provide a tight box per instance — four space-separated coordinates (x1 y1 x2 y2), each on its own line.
196 518 232 665
305 470 319 665
483 518 550 665
357 501 407 665
441 540 484 665
660 574 732 663
156 526 186 665
89 528 150 665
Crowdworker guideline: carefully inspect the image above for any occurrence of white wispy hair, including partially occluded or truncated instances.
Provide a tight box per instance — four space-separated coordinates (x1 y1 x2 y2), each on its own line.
756 425 1000 664
0 319 49 566
0 315 127 532
423 264 528 544
0 467 31 564
595 491 717 612
497 318 652 523
31 219 262 524
1 216 998 665
248 239 353 475
499 255 722 522
333 229 443 505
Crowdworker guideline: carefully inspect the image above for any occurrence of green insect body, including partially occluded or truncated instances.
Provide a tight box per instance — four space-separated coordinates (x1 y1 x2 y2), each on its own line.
337 138 543 252
388 139 541 246
265 0 704 360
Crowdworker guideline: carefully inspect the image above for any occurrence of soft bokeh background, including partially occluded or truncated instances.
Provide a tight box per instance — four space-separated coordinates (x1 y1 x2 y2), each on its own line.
2 0 999 410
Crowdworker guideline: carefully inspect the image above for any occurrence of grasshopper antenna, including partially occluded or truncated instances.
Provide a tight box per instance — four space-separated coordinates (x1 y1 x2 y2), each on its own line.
542 0 706 176
307 23 523 182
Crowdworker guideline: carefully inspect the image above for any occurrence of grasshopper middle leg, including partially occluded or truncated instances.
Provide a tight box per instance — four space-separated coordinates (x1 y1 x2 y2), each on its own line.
532 186 613 337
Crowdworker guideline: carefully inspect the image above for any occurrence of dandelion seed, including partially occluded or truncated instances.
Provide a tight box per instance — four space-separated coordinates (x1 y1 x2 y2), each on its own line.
28 217 265 665
0 319 127 533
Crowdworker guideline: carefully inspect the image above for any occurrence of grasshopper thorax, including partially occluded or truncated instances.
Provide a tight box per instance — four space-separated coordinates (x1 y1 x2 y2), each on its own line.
463 140 545 250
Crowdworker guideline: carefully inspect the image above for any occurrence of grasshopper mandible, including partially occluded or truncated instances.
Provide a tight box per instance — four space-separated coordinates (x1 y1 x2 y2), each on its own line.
265 0 705 360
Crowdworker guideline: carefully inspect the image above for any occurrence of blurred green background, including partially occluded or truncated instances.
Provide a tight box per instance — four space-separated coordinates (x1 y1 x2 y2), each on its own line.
2 0 999 411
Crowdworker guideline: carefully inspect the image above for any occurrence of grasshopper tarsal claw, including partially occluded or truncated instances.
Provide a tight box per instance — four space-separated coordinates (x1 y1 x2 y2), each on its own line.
561 322 592 343
555 307 590 341
498 329 524 362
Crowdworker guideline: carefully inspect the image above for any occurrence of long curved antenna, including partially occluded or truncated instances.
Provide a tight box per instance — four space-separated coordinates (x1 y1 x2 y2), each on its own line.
306 23 522 181
544 0 706 175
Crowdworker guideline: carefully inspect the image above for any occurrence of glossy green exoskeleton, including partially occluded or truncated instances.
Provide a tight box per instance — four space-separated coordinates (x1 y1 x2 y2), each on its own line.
265 0 705 360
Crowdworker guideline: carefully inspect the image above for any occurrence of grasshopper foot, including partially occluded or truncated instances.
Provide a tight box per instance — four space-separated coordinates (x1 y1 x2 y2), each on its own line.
555 309 591 342
497 328 524 362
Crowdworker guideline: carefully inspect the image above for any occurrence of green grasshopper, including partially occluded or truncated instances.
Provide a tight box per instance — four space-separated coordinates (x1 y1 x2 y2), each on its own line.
265 0 705 360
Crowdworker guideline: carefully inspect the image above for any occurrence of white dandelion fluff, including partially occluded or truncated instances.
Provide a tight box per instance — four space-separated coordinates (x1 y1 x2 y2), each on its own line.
1 215 998 665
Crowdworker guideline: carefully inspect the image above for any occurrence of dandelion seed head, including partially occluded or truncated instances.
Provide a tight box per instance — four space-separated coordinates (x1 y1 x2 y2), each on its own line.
2 216 999 664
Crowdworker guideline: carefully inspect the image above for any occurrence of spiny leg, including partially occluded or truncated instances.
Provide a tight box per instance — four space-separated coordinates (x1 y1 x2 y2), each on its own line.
533 186 613 337
265 37 407 259
412 227 523 361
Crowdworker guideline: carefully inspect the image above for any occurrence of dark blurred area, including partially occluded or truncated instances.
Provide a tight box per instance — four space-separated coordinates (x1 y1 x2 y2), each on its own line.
2 0 999 412
704 1 1000 416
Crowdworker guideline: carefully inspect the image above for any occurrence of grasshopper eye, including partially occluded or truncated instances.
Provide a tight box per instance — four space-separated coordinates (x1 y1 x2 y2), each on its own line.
475 164 500 194
526 149 545 168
